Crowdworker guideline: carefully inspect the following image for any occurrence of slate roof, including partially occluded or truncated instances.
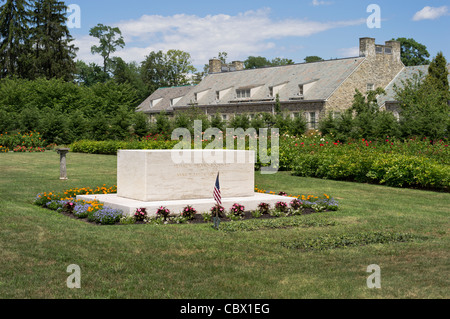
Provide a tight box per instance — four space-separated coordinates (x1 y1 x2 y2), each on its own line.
136 85 196 114
174 57 366 108
378 64 450 106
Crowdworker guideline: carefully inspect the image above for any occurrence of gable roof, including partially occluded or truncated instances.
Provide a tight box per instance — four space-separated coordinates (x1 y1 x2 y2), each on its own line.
174 57 365 108
378 64 450 106
136 85 196 114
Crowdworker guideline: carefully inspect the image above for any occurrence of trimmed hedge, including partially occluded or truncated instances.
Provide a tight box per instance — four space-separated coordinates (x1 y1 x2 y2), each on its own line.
70 139 179 155
291 149 450 191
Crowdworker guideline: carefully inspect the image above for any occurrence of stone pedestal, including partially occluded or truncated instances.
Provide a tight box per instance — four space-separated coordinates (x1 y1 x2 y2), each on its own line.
56 148 70 180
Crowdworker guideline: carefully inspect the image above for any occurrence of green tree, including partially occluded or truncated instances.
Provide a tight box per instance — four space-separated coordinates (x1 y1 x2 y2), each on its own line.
244 56 294 69
141 50 196 94
393 37 430 66
153 111 172 136
29 0 77 81
394 71 449 140
0 0 31 78
426 51 449 94
75 60 110 86
271 57 294 66
304 56 323 63
132 111 150 138
289 114 307 136
110 57 147 101
89 24 125 73
210 112 225 132
244 56 272 69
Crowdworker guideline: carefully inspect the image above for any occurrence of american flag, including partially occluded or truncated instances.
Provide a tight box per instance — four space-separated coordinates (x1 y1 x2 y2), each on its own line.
213 173 222 205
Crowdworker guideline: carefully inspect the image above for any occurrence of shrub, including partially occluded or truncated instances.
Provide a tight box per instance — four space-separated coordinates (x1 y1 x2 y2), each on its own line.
290 199 303 210
257 202 271 215
275 201 289 213
134 208 148 222
70 139 178 155
181 205 197 220
62 202 75 214
210 204 225 218
230 203 245 217
156 206 171 220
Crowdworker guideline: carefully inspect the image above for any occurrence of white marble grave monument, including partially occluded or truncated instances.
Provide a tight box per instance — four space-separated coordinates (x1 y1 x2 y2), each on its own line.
77 149 290 216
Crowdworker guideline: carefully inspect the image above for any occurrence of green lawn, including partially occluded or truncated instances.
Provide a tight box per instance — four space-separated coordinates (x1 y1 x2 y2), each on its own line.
0 152 448 299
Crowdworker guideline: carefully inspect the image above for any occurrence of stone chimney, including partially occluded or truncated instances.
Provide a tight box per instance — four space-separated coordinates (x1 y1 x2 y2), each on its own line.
231 61 244 71
360 37 402 63
384 40 402 63
359 37 376 58
209 58 222 74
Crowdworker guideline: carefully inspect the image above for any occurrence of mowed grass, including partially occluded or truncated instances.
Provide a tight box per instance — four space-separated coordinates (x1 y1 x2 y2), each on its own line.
0 152 449 299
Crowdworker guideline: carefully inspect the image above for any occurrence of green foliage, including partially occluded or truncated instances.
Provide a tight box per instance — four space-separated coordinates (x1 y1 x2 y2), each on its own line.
0 0 31 78
140 50 196 94
0 131 46 149
28 0 77 81
394 70 449 140
290 138 450 191
393 37 430 66
244 56 294 69
89 23 125 73
0 0 77 80
304 56 323 63
70 139 178 155
426 51 449 93
320 89 401 142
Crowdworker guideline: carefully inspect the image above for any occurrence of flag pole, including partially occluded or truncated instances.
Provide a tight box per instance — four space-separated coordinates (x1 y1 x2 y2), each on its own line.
213 172 221 230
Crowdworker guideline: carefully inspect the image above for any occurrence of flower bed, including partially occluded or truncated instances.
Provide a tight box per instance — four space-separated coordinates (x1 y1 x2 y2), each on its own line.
0 131 49 152
35 185 339 227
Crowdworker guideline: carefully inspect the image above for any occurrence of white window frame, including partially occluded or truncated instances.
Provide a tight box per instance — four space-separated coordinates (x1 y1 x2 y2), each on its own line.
236 89 251 99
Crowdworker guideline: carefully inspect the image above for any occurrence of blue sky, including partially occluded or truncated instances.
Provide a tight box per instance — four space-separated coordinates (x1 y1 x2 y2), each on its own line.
68 0 450 70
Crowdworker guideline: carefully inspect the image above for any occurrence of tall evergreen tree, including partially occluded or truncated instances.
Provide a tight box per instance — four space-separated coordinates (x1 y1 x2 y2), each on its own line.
29 0 77 81
0 0 31 78
426 51 449 93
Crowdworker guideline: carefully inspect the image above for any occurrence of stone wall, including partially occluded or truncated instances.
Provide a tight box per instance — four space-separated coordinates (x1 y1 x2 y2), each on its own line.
325 39 404 113
178 101 326 118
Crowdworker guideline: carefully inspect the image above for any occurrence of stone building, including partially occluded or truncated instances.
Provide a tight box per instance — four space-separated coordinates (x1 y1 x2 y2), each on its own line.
137 37 405 128
377 64 450 119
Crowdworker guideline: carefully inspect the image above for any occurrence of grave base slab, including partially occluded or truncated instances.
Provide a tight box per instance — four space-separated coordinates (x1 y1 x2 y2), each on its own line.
76 193 292 217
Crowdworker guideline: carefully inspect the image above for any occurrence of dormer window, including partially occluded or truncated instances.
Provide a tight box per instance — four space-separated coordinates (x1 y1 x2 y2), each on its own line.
170 97 182 106
299 85 304 96
194 89 209 102
236 89 251 99
150 98 162 108
367 83 375 91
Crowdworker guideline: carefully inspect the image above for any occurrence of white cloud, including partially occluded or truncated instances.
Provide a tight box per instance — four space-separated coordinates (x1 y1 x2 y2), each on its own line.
413 6 448 21
74 8 364 68
312 0 333 6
